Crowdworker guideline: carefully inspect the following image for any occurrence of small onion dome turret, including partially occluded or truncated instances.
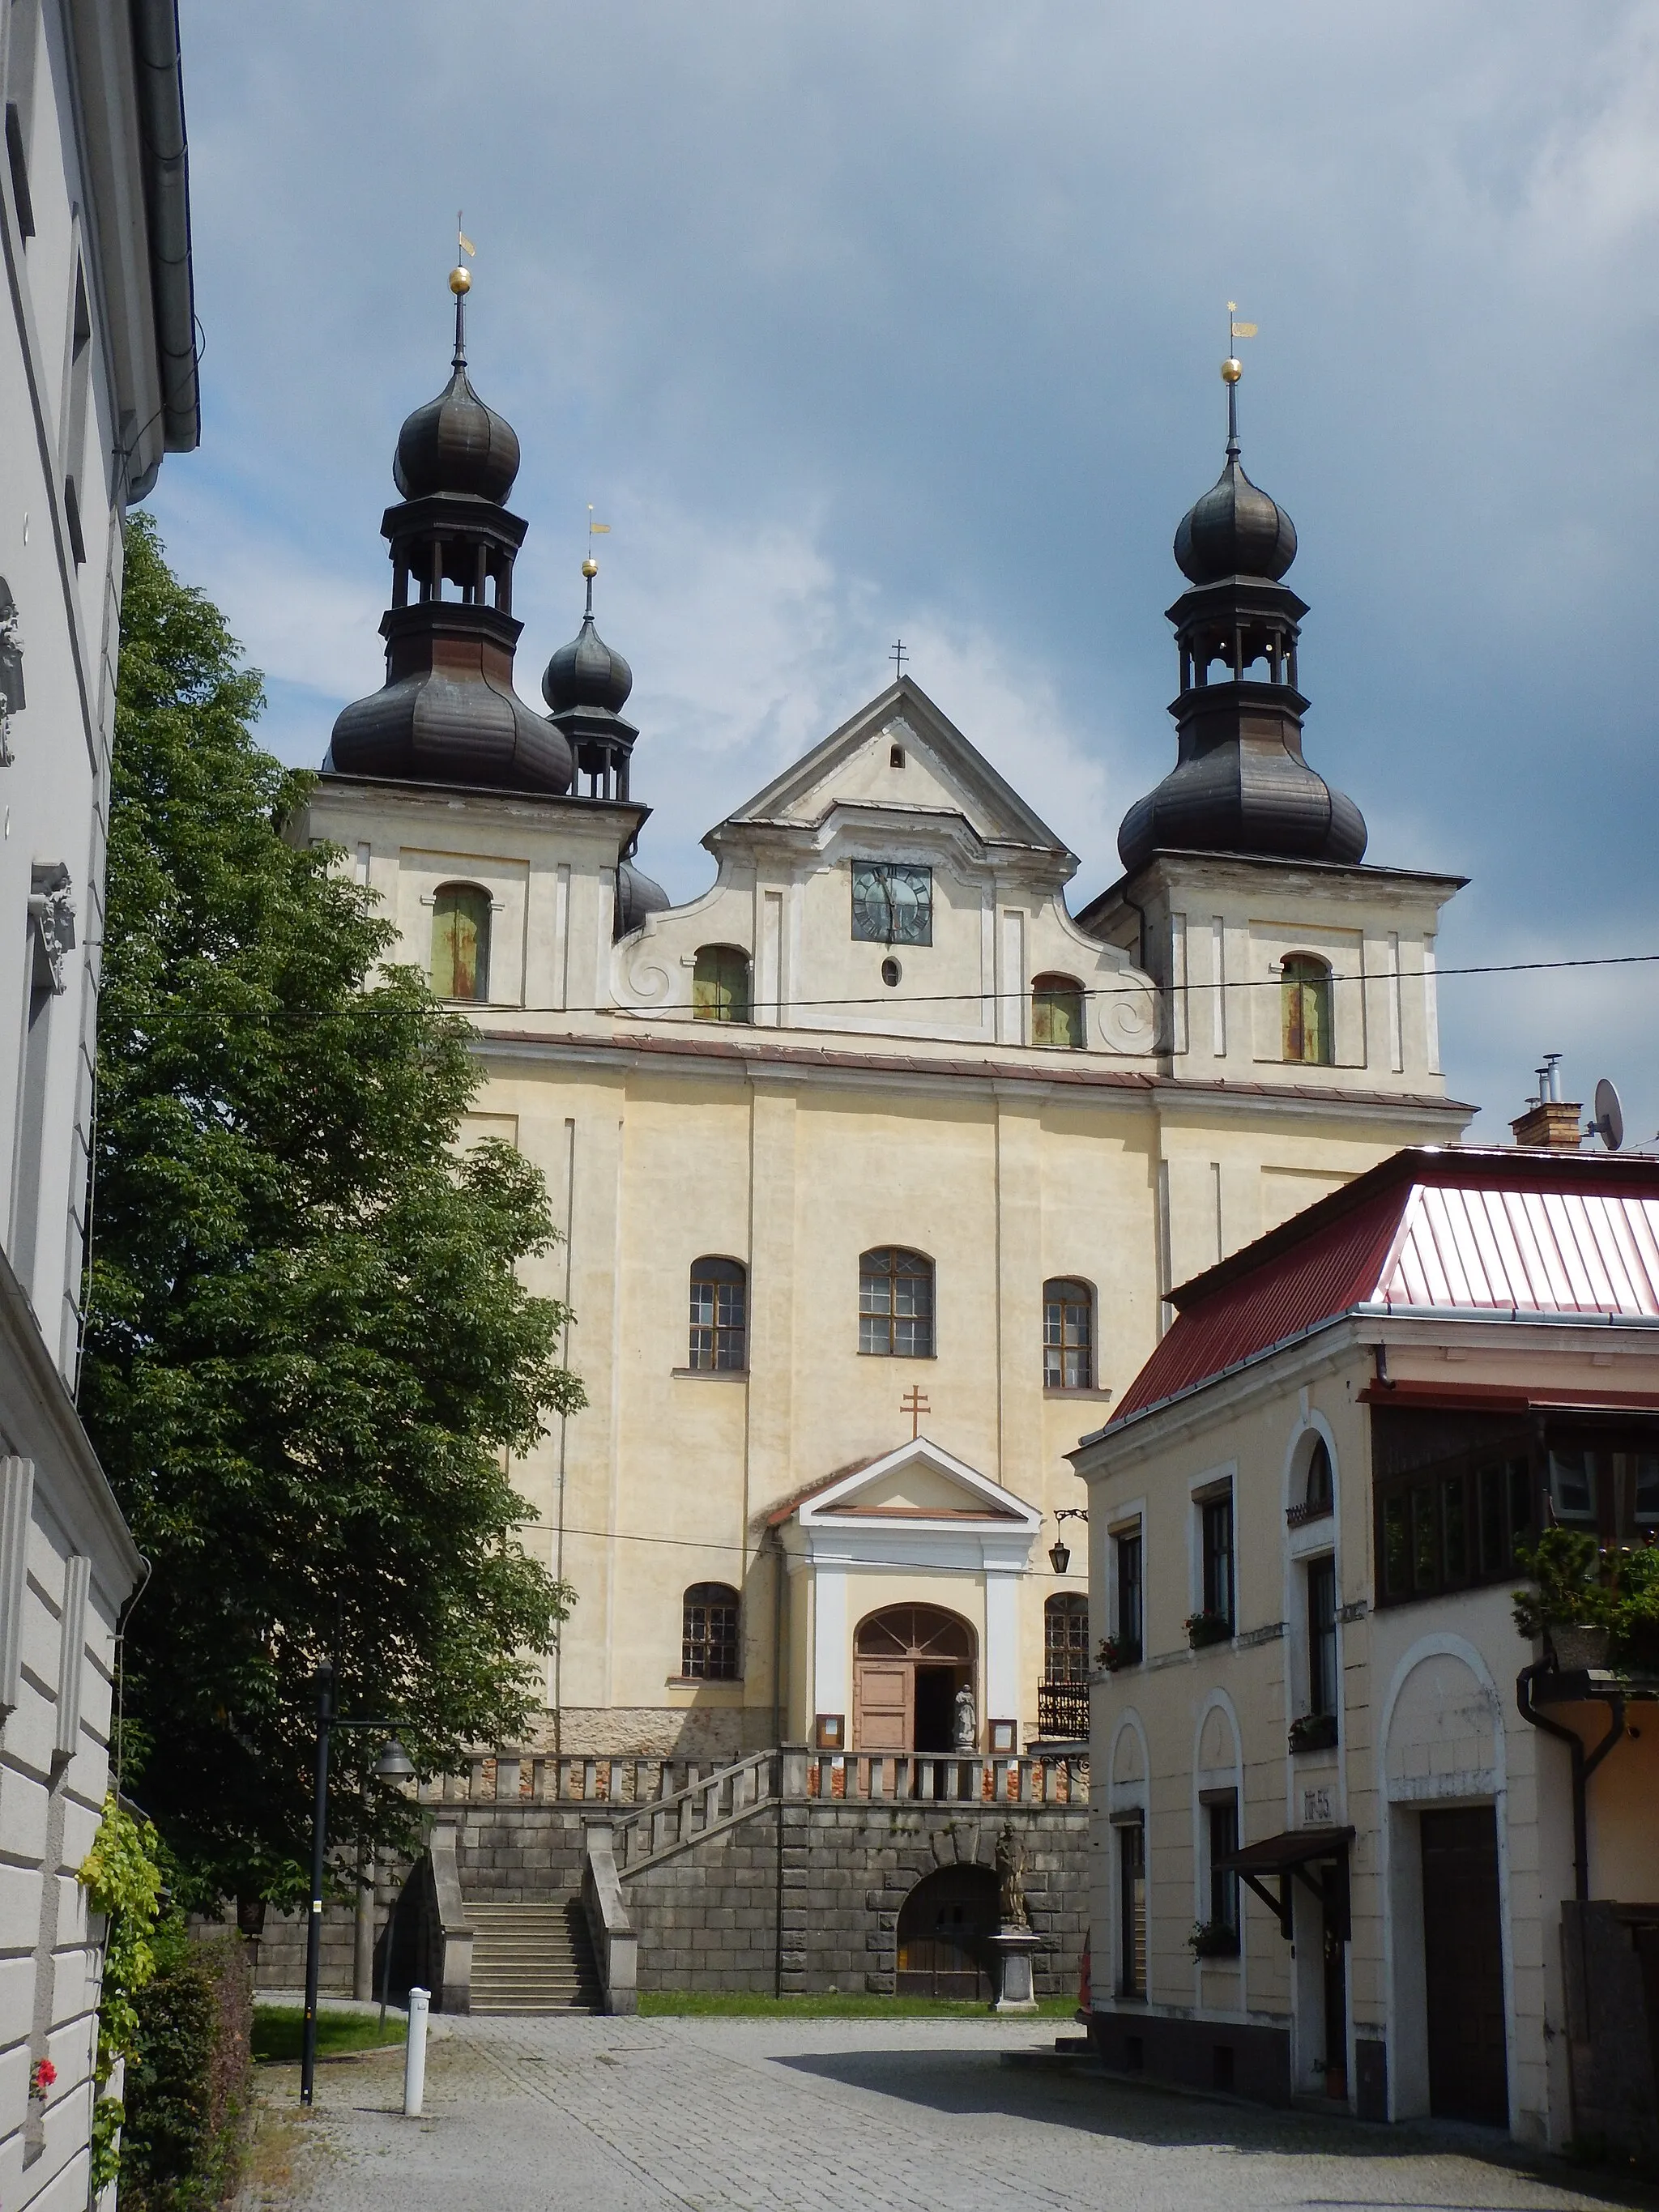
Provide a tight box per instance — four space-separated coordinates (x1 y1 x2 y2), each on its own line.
543 599 634 716
1173 454 1297 584
392 268 521 504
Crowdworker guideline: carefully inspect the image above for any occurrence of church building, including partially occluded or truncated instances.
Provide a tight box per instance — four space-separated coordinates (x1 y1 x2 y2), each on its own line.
299 273 1469 1771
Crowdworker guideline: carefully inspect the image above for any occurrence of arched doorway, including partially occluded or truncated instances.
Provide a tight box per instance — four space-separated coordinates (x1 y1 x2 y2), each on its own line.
896 1864 996 1998
852 1605 975 1753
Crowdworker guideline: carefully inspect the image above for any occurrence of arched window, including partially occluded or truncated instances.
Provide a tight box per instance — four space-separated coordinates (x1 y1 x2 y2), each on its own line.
859 1247 934 1357
431 883 491 1003
689 1256 747 1371
1281 954 1333 1065
1043 1277 1094 1390
681 1583 740 1680
1044 1592 1090 1683
1031 974 1086 1050
1305 1436 1333 1514
693 944 751 1023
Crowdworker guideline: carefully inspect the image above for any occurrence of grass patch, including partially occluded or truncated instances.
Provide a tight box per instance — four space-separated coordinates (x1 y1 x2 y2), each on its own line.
251 2006 407 2065
637 1991 1077 2018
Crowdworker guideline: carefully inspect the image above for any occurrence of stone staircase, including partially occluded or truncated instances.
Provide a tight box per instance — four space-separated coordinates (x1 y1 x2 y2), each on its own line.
466 1896 602 2014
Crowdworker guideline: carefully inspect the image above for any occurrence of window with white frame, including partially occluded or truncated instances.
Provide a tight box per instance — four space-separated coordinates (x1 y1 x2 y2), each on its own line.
1116 1817 1146 1997
1111 1522 1143 1664
1197 1486 1235 1630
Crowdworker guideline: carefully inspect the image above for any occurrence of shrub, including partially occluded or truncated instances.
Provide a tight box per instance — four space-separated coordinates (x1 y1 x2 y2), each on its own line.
120 1925 253 2212
1513 1530 1659 1671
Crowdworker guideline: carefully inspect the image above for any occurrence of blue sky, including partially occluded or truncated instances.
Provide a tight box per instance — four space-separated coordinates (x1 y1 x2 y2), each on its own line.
148 1 1659 1143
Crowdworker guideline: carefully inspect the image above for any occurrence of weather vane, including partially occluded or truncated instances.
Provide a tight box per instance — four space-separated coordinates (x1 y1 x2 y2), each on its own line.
582 505 611 594
1222 300 1257 450
890 637 909 680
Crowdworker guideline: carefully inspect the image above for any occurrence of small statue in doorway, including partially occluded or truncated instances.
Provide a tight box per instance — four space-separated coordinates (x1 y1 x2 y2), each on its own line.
953 1681 977 1752
995 1821 1030 1931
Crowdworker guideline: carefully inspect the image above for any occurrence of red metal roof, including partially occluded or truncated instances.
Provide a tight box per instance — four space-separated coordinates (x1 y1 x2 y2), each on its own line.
1109 1146 1659 1429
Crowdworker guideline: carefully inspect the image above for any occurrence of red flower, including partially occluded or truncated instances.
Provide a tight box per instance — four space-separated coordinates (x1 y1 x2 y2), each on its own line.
29 2057 57 2100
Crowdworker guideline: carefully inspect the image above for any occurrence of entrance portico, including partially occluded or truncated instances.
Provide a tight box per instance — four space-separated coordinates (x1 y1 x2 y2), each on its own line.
772 1437 1043 1753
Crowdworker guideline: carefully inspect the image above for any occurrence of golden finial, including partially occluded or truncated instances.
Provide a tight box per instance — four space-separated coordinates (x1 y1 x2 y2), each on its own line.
582 556 599 579
1222 299 1256 381
451 211 476 293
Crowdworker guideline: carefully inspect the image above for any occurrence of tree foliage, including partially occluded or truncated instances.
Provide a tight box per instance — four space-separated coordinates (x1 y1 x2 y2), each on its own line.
82 516 581 1903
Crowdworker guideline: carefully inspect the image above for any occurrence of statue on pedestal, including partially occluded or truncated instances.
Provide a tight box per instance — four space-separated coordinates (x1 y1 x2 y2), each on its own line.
995 1821 1030 1933
953 1681 977 1752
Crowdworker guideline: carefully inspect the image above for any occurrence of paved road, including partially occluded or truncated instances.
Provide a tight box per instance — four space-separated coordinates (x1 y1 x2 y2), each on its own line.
259 2014 1623 2212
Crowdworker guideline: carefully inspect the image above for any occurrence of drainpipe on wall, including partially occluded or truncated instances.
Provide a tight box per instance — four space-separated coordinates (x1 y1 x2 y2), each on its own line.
1516 1664 1626 1902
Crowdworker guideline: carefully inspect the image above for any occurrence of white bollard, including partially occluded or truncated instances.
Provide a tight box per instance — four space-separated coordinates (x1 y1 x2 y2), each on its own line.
403 1987 429 2118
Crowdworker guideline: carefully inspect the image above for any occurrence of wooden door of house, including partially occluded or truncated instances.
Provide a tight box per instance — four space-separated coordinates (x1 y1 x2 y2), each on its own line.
1421 1808 1509 2126
852 1660 912 1752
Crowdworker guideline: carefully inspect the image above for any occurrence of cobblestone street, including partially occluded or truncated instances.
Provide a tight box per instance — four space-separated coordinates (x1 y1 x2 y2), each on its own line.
253 2014 1630 2212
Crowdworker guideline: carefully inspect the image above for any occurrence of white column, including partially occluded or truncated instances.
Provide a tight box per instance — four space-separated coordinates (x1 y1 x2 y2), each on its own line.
983 1566 1021 1724
813 1564 847 1724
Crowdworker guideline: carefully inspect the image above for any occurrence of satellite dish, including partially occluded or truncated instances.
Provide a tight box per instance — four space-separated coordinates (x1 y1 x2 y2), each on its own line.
1593 1077 1624 1153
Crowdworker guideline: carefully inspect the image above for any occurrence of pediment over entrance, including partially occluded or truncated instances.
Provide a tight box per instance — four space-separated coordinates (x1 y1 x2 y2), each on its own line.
784 1438 1043 1535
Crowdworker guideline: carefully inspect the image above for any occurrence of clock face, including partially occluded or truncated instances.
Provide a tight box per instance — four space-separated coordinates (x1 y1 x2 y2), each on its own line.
851 862 932 946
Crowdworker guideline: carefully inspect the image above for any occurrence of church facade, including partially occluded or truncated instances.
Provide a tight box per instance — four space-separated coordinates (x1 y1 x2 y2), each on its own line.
300 278 1469 1771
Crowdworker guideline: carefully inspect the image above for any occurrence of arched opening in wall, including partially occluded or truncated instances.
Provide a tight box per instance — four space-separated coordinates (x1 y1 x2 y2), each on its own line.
1281 953 1333 1065
1031 974 1086 1049
852 1605 975 1754
896 1864 996 1999
693 944 752 1023
431 883 492 1003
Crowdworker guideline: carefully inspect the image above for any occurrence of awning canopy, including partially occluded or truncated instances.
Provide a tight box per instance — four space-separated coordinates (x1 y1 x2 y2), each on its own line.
1220 1824 1354 1876
1218 1826 1354 1941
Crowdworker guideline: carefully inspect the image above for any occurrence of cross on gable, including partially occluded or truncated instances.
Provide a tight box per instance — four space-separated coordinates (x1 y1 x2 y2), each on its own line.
900 1386 930 1439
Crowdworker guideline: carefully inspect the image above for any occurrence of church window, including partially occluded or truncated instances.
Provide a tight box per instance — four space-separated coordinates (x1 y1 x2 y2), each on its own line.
1043 1593 1089 1683
681 1583 740 1680
1281 954 1333 1065
1031 974 1086 1049
689 1256 746 1371
1043 1278 1094 1389
431 883 491 1003
851 862 932 946
859 1247 934 1357
692 944 751 1023
881 957 901 987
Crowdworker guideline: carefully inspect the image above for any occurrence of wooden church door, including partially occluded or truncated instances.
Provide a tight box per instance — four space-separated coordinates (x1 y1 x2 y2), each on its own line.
852 1660 912 1752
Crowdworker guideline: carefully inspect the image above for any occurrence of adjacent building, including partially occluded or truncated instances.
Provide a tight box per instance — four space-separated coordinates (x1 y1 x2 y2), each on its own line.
0 1 197 2200
1074 1133 1659 2149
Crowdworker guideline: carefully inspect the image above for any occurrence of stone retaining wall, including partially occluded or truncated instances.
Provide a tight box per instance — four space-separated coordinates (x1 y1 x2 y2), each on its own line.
625 1801 1089 1997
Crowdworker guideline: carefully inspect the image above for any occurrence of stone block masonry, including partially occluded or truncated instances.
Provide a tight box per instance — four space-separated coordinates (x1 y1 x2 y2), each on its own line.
250 1786 1089 2003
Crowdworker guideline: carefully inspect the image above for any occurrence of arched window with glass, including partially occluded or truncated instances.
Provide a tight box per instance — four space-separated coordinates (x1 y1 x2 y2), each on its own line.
689 1256 747 1372
1281 953 1333 1065
859 1247 934 1357
1031 974 1086 1050
692 944 752 1023
1043 1277 1094 1391
681 1583 740 1680
431 883 492 1003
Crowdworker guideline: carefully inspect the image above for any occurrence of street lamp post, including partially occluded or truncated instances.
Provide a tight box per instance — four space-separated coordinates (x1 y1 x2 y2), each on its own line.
298 1664 415 2108
1049 1507 1088 1577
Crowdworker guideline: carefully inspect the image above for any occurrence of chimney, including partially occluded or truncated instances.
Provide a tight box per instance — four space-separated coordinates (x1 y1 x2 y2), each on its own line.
1510 1054 1583 1150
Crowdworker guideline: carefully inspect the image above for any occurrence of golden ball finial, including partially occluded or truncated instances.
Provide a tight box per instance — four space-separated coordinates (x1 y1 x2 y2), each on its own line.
1221 356 1243 384
450 266 471 296
582 556 599 579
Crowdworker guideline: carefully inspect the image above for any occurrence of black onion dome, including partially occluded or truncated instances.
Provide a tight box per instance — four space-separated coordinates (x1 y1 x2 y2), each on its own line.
1174 455 1297 584
393 364 520 503
615 857 670 938
543 612 633 715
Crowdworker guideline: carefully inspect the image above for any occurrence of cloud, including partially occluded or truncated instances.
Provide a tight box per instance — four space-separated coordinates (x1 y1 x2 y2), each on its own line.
147 0 1659 1144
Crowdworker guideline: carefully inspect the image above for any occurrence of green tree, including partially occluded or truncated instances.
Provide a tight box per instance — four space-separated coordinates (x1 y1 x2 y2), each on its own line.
81 516 580 1905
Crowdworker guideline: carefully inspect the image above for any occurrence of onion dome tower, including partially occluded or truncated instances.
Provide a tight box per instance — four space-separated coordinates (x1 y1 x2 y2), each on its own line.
328 268 572 794
542 556 639 799
542 553 671 932
1116 341 1366 874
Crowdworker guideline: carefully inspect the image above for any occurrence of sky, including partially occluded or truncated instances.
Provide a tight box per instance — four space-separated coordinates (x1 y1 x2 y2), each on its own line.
148 1 1659 1144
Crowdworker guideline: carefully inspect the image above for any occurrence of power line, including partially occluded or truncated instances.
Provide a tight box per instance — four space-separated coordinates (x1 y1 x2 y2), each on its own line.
94 945 1659 1025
